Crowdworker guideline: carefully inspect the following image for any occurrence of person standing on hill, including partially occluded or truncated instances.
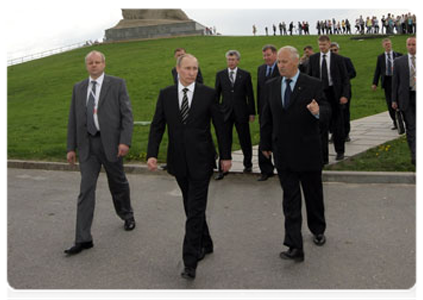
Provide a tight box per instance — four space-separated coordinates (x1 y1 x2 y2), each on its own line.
65 50 136 255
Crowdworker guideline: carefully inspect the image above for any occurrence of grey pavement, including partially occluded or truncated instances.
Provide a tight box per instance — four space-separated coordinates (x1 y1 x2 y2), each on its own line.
231 111 402 173
8 168 415 289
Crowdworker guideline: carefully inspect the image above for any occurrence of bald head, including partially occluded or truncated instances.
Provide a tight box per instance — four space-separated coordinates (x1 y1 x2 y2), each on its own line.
277 46 300 78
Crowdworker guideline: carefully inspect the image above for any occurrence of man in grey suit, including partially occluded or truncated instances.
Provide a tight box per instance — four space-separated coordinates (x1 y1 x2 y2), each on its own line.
65 50 136 255
392 37 416 165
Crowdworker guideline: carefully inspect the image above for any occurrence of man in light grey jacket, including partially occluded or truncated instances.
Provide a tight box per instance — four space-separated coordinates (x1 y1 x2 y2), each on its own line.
65 50 135 255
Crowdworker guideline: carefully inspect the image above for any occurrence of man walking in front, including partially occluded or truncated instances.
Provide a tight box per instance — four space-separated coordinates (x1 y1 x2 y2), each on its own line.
147 54 232 280
260 46 330 262
65 50 135 255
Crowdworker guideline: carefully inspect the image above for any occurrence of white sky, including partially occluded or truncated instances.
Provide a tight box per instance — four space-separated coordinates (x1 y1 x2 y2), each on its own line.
4 1 413 61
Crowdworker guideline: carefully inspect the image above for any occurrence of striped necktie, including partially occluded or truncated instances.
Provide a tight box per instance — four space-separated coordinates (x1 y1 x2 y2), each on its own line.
87 81 98 136
410 55 416 91
180 88 189 124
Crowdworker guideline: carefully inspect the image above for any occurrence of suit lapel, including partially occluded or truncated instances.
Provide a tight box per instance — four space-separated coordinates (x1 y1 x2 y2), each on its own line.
98 75 111 109
273 77 283 111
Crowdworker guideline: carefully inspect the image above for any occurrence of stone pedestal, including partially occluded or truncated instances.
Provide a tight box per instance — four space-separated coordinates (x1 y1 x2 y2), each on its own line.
106 19 206 42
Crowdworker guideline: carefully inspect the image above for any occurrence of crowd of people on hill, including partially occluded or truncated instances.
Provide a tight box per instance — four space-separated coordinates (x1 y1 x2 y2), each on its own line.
254 12 416 36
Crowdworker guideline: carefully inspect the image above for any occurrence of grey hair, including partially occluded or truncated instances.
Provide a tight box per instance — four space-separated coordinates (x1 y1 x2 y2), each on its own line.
225 50 241 60
85 50 106 63
278 46 300 60
330 42 340 49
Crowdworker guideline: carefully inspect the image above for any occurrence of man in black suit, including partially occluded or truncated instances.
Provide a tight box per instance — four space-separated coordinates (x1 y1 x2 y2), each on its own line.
147 54 232 280
257 44 279 181
372 38 402 130
330 42 356 142
65 51 135 255
260 46 330 262
392 37 416 165
171 48 203 85
307 35 350 162
214 50 255 180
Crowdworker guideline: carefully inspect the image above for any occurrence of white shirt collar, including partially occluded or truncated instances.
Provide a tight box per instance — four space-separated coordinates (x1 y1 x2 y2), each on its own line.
89 72 105 85
228 67 238 74
178 80 196 93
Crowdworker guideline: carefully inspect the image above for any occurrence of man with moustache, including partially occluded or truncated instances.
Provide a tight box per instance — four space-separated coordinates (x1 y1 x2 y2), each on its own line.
260 46 330 262
147 54 232 280
256 44 279 181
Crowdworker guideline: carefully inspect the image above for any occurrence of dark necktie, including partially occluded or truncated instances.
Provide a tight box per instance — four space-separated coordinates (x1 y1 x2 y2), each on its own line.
387 53 392 76
266 66 272 77
284 79 292 108
180 88 189 124
87 81 98 136
321 54 329 89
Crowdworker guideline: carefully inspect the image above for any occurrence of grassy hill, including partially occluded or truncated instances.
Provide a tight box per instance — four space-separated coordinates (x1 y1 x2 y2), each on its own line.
7 34 410 162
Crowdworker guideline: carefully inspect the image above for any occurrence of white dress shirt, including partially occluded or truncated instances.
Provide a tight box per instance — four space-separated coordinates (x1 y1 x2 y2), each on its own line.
320 51 333 86
178 81 196 109
86 72 104 131
228 67 238 83
385 51 394 76
408 53 416 91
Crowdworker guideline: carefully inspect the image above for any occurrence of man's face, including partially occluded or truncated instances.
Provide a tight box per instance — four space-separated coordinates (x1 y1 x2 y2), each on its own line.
330 46 339 54
383 41 392 52
304 48 314 57
174 50 186 60
407 38 416 55
176 56 198 86
277 50 299 78
318 40 331 54
86 53 105 79
263 49 277 66
226 55 239 69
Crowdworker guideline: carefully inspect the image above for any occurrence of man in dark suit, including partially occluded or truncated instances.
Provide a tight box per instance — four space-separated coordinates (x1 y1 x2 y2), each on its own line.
65 50 135 255
307 35 350 162
372 38 402 130
260 46 330 262
392 37 416 165
171 48 203 85
257 44 279 181
147 54 232 280
214 50 255 180
330 42 356 142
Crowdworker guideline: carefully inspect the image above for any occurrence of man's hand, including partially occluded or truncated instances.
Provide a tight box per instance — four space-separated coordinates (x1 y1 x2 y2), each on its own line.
307 99 320 115
117 144 130 157
392 102 398 110
249 115 255 123
147 157 158 171
371 84 377 91
262 150 272 159
67 151 76 166
339 97 348 105
220 160 232 173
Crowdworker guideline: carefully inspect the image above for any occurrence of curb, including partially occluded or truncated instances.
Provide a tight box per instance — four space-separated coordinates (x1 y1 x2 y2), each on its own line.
8 160 415 184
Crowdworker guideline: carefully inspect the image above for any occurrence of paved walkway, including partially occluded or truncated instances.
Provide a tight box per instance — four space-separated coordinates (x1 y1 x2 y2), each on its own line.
231 111 401 173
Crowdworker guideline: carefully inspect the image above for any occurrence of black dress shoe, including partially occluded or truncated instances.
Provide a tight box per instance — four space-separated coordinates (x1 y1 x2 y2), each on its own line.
124 217 136 231
243 167 252 173
198 247 214 261
279 248 304 262
313 234 326 246
215 172 228 180
181 267 196 280
335 153 344 161
257 173 273 181
64 241 94 255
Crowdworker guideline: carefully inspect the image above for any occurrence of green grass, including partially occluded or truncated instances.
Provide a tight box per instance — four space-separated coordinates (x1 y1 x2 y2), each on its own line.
8 34 411 164
325 135 415 172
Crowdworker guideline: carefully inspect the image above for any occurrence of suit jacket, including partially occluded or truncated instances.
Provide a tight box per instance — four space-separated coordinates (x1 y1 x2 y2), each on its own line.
257 63 280 115
260 73 330 172
306 52 350 102
215 68 255 122
372 51 402 88
392 54 413 111
172 67 204 85
67 74 133 163
147 83 231 179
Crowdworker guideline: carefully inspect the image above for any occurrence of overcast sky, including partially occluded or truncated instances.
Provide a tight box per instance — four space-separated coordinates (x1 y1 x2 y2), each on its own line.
4 1 414 61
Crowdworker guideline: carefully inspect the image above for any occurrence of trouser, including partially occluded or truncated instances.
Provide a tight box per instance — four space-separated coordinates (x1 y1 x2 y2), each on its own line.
383 77 396 124
75 134 133 243
277 168 326 250
175 173 213 269
322 87 345 158
403 91 416 161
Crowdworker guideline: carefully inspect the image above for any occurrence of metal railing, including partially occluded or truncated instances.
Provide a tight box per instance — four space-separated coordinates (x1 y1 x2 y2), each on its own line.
7 41 96 67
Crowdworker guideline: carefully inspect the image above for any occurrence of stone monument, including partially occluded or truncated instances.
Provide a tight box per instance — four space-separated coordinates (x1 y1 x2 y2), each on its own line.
105 9 207 42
